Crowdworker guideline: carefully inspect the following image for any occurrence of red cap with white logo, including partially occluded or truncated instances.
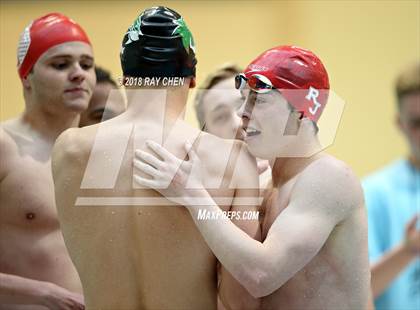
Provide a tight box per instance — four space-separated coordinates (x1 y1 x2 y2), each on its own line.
244 45 330 122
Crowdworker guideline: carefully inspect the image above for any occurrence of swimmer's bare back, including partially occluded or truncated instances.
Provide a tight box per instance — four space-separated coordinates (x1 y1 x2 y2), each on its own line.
52 112 260 309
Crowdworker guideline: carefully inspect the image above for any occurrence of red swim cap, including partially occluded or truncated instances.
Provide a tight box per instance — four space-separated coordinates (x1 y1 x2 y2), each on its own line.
17 13 91 79
244 46 329 122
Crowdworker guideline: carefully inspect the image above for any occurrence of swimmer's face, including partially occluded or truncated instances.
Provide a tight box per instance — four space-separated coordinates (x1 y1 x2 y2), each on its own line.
239 88 292 159
398 92 420 162
26 42 96 113
79 82 126 127
202 77 242 139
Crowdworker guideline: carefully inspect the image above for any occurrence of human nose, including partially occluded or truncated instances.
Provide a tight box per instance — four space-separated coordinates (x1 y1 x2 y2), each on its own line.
69 63 86 84
238 92 256 121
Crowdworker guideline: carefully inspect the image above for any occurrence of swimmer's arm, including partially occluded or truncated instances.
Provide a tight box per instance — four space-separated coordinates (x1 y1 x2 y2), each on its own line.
219 149 262 309
185 165 359 298
0 127 13 182
0 273 49 304
51 128 86 189
133 142 358 297
52 128 88 218
218 191 261 309
0 273 83 307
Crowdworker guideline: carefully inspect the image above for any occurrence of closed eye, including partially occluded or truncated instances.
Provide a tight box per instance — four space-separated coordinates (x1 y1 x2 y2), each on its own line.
51 61 70 70
80 60 94 70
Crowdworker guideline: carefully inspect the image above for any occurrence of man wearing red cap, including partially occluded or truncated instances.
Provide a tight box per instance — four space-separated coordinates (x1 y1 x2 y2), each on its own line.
0 13 95 309
134 46 370 308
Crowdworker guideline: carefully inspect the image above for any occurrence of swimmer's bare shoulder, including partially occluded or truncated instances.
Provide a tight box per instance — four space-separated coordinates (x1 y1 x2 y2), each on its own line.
0 127 16 217
0 127 15 180
292 155 364 215
52 126 97 207
196 132 259 188
52 126 95 167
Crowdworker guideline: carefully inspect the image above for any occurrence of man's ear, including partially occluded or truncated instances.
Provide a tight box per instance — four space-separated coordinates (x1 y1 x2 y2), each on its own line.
21 75 31 90
189 77 196 89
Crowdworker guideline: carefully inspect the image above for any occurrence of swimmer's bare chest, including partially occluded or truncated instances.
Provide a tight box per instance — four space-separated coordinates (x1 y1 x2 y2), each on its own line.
260 182 347 309
0 138 81 290
0 145 59 234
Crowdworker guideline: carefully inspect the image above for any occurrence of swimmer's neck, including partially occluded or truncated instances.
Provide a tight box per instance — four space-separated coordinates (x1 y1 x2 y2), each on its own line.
20 104 80 142
125 85 189 123
270 152 324 187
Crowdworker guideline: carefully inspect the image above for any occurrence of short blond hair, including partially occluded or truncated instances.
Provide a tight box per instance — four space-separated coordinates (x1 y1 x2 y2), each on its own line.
395 62 420 109
194 63 242 129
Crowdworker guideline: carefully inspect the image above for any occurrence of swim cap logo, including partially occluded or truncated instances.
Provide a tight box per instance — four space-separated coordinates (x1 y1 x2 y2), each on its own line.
17 23 32 67
172 17 195 54
125 13 144 46
306 86 322 115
